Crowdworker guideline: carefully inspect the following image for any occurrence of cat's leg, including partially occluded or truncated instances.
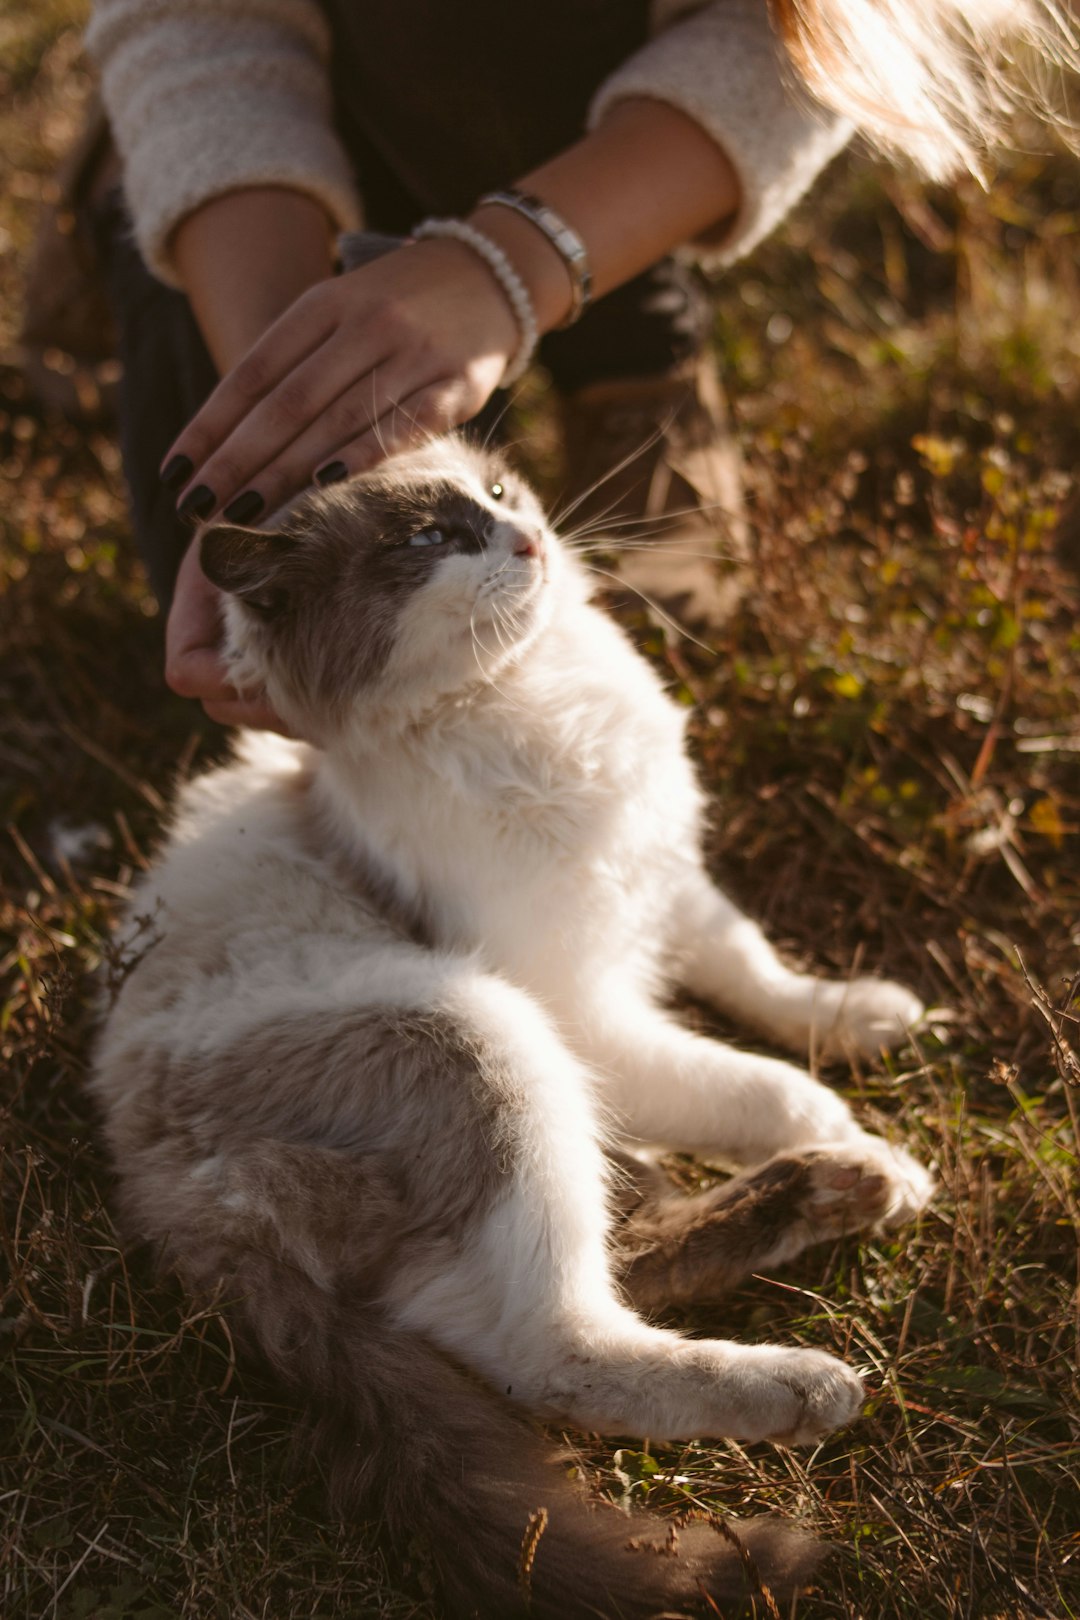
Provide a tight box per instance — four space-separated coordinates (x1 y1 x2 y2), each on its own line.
576 995 933 1214
151 963 864 1447
670 867 925 1060
375 969 867 1446
614 1143 927 1314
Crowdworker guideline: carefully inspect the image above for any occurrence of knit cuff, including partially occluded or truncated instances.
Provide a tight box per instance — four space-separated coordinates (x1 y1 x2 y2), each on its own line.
121 106 361 287
87 0 362 286
589 0 852 266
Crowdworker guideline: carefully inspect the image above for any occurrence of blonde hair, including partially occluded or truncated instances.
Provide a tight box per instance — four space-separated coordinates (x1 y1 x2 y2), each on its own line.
768 0 1079 178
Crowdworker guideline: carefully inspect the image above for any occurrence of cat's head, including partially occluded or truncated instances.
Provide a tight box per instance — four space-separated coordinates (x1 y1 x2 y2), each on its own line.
200 439 565 737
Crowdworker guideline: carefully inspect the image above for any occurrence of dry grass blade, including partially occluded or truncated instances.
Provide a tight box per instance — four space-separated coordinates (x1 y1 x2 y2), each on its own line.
702 1514 781 1620
517 1506 549 1606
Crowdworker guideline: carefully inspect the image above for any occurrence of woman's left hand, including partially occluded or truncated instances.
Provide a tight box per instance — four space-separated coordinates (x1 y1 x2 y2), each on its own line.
165 236 519 523
165 535 287 730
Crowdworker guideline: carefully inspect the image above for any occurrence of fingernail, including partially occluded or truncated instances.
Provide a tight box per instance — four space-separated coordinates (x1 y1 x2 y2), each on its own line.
315 460 348 487
223 490 265 524
178 484 216 521
161 453 194 490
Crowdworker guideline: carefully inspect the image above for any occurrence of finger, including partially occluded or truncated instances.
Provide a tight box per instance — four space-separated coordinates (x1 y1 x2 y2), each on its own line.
310 378 487 484
203 695 292 734
164 539 227 691
214 361 456 515
164 536 250 707
164 642 238 705
173 329 397 523
161 286 338 503
167 644 285 731
165 547 216 679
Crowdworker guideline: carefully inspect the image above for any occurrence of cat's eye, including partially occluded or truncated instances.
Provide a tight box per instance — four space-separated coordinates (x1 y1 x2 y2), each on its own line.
408 528 446 547
490 483 504 501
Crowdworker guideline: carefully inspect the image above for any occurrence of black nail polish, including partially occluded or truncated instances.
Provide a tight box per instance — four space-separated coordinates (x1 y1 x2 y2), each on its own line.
223 490 265 525
161 453 193 490
178 484 216 522
315 461 348 488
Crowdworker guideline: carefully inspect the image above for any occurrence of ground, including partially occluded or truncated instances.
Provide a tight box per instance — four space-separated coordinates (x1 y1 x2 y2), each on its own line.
1 7 1078 1619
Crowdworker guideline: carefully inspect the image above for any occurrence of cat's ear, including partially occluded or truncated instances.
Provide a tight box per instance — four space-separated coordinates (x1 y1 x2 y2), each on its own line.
200 525 298 617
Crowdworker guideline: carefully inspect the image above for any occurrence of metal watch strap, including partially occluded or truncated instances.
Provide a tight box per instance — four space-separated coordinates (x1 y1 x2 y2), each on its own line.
477 188 592 328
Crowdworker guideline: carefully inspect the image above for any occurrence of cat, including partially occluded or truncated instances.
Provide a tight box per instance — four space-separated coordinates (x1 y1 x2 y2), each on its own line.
93 437 933 1618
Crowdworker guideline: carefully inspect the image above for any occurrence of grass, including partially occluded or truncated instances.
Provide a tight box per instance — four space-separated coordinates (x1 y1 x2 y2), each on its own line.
2 6 1078 1617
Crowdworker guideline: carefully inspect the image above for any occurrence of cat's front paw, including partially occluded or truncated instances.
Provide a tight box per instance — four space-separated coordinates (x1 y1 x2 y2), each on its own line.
815 977 925 1059
798 1137 934 1231
734 1345 865 1446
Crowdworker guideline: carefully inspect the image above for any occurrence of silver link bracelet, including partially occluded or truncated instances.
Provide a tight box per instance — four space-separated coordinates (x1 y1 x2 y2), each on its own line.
476 189 592 328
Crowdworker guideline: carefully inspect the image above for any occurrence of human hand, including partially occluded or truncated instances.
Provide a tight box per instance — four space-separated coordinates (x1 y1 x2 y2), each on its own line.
163 238 519 524
164 534 286 731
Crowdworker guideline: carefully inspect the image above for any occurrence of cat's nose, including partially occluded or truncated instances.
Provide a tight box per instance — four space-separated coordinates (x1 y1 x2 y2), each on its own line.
512 528 544 559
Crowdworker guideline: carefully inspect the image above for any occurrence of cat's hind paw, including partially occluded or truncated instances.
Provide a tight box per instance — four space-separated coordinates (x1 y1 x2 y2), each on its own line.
797 1137 934 1232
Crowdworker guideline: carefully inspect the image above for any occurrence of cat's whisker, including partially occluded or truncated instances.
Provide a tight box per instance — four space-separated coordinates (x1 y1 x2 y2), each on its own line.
560 523 746 562
558 496 747 549
552 487 643 551
372 384 445 465
560 520 737 553
468 600 504 678
486 603 512 658
475 386 523 456
547 419 670 533
577 559 719 656
472 632 531 712
490 585 528 648
467 579 533 713
366 365 397 464
570 541 746 565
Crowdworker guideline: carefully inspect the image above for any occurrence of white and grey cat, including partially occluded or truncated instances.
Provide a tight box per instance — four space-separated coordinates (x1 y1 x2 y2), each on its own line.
94 439 933 1618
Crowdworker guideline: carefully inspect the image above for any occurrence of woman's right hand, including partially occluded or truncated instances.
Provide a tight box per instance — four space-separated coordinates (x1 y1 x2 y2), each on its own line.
164 234 521 528
160 229 516 729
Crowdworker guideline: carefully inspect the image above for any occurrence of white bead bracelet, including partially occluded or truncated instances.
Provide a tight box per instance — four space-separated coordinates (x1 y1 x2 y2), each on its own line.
412 216 538 387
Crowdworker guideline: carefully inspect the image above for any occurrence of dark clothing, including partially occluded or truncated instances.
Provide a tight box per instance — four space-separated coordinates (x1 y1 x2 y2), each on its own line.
89 188 218 606
322 0 653 220
90 0 712 606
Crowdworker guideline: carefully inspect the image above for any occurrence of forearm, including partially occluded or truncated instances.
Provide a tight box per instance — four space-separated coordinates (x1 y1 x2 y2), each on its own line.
170 100 734 370
469 97 741 333
172 187 336 372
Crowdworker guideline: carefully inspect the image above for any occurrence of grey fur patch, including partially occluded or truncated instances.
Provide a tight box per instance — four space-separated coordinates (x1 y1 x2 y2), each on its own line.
301 792 436 949
202 440 541 724
104 1003 528 1275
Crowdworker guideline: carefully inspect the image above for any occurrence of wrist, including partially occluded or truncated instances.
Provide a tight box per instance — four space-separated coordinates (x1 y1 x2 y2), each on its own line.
408 230 524 365
172 188 336 372
466 202 574 335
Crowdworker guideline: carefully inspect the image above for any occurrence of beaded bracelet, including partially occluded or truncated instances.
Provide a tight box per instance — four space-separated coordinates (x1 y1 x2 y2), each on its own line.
412 216 538 387
477 189 592 328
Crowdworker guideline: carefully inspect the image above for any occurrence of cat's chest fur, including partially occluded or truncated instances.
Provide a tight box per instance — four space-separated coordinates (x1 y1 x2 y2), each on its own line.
316 607 704 995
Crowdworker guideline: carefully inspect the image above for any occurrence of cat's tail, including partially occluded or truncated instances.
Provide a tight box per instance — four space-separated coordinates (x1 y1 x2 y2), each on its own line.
233 1249 822 1619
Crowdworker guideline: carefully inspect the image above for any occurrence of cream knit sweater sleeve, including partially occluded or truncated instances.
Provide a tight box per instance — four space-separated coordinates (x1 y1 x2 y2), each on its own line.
87 0 850 288
589 0 852 264
85 0 362 287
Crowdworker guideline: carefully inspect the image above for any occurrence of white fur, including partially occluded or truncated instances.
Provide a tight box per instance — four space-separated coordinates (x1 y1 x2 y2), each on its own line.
98 453 932 1447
